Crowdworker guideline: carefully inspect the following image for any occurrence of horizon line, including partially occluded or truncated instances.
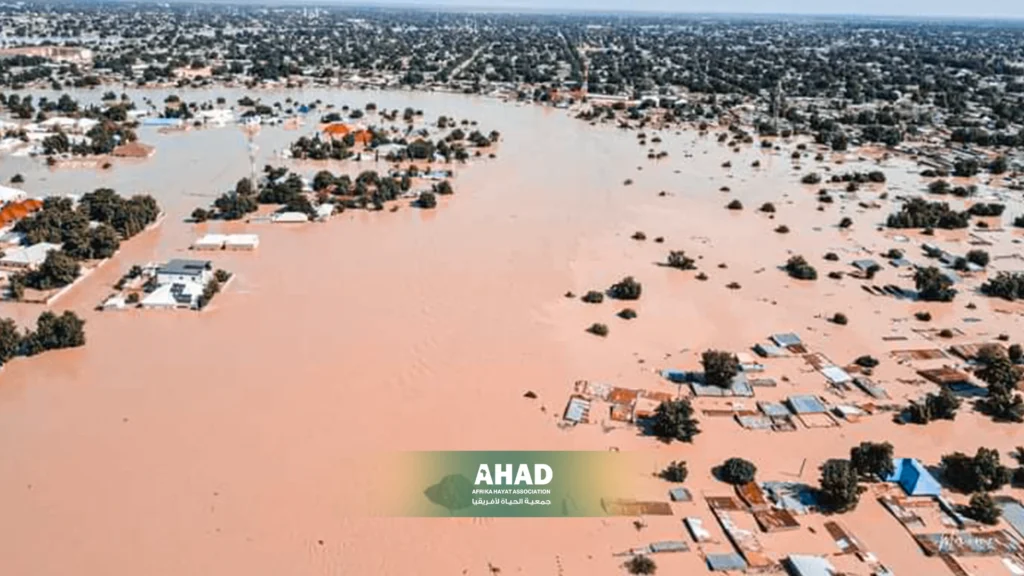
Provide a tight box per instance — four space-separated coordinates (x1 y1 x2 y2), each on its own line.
25 0 1024 22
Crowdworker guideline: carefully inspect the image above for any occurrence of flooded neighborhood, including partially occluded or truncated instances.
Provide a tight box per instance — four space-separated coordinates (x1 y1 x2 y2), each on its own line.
3 3 1024 576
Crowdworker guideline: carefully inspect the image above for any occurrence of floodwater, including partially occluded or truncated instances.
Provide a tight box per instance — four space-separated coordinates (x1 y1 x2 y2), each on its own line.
1 87 1024 575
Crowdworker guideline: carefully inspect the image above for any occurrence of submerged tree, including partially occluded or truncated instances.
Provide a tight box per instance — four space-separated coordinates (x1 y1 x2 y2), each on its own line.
850 441 895 480
818 459 860 513
784 255 818 280
609 276 642 300
942 448 1011 493
915 266 956 302
718 457 757 485
625 555 656 575
650 399 701 443
660 461 688 483
666 251 696 270
702 350 739 388
960 493 1002 525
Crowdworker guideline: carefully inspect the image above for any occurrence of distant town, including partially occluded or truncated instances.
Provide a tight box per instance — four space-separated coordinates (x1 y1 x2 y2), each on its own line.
2 4 1024 576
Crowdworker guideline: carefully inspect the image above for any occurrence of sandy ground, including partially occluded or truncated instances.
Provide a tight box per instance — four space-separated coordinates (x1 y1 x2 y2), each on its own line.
0 87 1023 575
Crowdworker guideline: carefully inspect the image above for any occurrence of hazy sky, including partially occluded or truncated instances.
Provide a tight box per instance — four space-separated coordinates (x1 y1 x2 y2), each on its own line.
334 0 1024 19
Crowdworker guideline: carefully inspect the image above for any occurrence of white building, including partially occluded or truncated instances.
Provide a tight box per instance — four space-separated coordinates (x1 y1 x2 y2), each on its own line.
224 234 259 250
272 212 309 223
141 281 204 309
0 185 27 204
40 117 99 134
193 233 260 250
196 109 235 126
192 233 228 250
155 259 212 285
315 204 335 221
0 242 62 269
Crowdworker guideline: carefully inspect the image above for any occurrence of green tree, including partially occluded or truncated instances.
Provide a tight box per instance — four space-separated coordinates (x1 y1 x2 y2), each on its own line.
235 178 255 196
26 249 80 289
214 191 258 220
942 448 1011 493
609 276 642 300
660 461 688 483
718 457 757 485
416 191 437 209
88 224 121 259
961 493 1002 525
22 310 85 354
966 250 990 268
666 251 696 270
977 346 1021 387
850 442 895 479
651 399 701 443
819 459 860 512
785 255 818 280
312 170 336 191
625 555 656 575
915 266 956 302
702 350 739 388
0 318 22 363
907 386 961 424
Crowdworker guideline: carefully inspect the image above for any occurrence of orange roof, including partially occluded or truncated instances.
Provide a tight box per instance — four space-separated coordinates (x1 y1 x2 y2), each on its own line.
322 123 353 137
0 199 43 227
352 130 372 145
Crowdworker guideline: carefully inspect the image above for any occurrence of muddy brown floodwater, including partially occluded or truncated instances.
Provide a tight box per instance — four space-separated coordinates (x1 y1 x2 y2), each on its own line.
1 88 1024 575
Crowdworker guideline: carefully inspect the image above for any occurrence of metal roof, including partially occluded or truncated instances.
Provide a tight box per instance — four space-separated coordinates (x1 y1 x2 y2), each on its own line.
668 487 692 502
788 395 827 414
158 259 211 276
706 553 747 572
852 259 880 272
785 555 836 576
649 540 688 553
563 397 589 423
821 366 853 385
885 458 942 497
759 402 792 418
998 499 1024 542
771 333 802 347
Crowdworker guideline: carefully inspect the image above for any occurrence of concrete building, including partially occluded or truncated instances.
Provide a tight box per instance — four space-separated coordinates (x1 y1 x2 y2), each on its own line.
192 234 228 250
224 234 259 250
141 281 204 309
272 211 309 223
0 242 62 269
155 259 212 285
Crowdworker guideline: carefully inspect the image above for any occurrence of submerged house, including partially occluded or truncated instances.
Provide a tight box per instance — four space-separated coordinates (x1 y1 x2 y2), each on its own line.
885 458 942 497
141 281 204 309
784 555 837 576
0 241 61 269
156 259 212 285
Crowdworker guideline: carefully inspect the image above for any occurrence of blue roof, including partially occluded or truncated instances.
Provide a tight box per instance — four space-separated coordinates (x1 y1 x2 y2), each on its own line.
885 458 942 496
141 117 183 126
661 369 688 383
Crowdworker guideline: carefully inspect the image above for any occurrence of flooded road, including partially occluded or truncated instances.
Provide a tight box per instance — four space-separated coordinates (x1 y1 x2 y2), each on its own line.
1 87 1023 575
